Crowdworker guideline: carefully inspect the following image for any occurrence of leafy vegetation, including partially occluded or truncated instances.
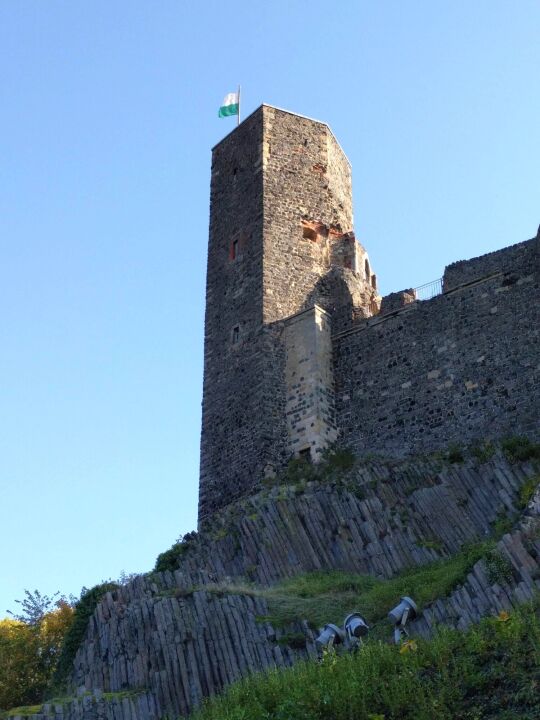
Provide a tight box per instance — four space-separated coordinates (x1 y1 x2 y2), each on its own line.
446 443 465 464
484 551 514 586
501 436 540 464
189 603 540 720
47 583 118 697
519 473 539 509
469 440 496 464
0 595 74 712
207 542 490 630
154 531 199 572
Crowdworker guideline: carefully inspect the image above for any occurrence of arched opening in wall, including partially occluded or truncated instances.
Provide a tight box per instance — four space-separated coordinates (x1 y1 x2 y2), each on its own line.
365 258 371 281
371 274 377 289
302 226 318 242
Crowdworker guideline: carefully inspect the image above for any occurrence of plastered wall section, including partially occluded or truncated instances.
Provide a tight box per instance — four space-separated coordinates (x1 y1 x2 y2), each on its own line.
282 305 337 459
334 237 539 457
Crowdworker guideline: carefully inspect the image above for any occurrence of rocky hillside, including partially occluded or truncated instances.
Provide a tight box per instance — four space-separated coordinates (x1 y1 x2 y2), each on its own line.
6 441 540 720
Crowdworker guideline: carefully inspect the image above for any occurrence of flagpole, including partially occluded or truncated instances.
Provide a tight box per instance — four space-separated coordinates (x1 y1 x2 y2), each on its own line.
237 85 241 126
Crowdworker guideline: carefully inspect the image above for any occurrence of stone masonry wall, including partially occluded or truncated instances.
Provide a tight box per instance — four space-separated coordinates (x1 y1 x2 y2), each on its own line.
199 107 378 520
282 305 337 460
334 236 539 458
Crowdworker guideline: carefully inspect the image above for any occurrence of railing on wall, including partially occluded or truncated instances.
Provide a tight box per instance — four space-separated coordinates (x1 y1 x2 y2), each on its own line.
414 277 443 301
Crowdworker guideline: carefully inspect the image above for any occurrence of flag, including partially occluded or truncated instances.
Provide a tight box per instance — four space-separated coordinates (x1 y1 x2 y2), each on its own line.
218 92 239 118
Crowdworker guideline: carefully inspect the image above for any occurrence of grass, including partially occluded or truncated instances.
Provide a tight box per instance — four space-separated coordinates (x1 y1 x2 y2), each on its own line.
2 706 43 718
206 542 491 630
501 436 540 464
188 602 540 720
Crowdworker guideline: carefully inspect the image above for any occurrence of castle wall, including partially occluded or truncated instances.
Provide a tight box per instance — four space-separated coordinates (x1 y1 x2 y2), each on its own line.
443 237 535 290
282 305 337 460
334 237 539 457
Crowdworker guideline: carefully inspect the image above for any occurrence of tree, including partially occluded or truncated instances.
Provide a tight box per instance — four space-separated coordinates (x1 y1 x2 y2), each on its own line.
0 595 74 711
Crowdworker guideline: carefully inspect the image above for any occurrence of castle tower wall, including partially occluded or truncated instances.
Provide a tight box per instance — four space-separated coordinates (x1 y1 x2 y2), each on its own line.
261 106 355 323
199 106 376 521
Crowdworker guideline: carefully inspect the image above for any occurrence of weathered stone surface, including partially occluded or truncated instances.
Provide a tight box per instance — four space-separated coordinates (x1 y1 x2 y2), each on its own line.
335 235 539 459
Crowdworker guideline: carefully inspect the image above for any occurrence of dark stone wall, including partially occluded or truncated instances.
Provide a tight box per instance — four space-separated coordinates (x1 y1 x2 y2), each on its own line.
199 106 377 521
443 235 537 290
334 237 539 457
199 109 269 520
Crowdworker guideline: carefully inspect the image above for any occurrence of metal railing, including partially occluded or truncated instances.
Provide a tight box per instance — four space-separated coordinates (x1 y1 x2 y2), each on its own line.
413 277 443 301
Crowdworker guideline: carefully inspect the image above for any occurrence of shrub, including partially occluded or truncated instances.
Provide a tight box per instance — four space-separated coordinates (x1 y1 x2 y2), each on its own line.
501 436 540 463
484 550 514 585
154 531 199 572
446 443 464 464
519 474 539 509
469 440 496 463
47 583 118 697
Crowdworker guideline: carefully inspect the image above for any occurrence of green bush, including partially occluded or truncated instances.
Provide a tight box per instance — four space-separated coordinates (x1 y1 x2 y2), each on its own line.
501 436 540 464
519 474 539 508
189 603 540 720
446 443 464 464
484 550 514 586
154 531 199 572
469 440 496 463
47 583 118 697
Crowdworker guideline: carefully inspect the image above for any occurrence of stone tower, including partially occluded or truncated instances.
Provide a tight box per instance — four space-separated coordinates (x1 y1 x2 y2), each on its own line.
199 106 378 521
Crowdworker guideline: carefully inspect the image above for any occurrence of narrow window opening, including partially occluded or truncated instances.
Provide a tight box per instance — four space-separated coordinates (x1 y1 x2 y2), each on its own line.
232 238 239 260
232 325 240 344
365 258 370 281
299 447 312 463
371 273 377 289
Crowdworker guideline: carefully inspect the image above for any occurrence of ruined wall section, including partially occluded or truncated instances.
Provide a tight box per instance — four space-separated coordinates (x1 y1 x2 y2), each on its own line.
334 237 539 457
261 107 375 324
443 234 538 291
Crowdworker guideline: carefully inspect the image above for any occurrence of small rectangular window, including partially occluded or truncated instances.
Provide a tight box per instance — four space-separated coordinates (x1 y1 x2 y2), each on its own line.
299 447 312 463
232 325 240 344
232 238 239 259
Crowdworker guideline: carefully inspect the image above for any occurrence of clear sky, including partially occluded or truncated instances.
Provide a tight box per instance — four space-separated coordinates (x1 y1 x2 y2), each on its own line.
1 1 538 616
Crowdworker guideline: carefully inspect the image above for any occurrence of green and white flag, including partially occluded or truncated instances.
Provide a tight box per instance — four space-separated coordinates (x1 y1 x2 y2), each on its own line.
218 91 239 118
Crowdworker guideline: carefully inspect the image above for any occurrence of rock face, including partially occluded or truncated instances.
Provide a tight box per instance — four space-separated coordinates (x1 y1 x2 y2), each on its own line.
13 454 539 720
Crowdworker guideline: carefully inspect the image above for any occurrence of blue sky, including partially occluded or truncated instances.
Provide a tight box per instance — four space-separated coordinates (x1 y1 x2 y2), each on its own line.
1 1 538 615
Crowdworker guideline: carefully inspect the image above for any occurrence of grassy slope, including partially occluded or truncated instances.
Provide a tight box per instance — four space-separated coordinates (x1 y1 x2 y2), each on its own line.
203 542 491 630
190 603 540 720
